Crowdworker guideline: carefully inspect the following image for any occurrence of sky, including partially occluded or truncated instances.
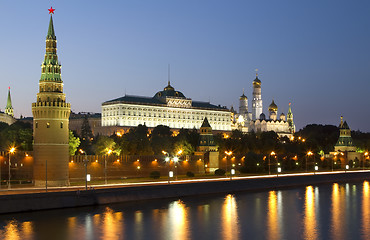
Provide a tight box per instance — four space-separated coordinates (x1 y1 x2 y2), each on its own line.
0 1 369 132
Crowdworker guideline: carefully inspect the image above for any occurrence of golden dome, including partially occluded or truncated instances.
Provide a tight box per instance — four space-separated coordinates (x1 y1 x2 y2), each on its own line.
268 100 278 112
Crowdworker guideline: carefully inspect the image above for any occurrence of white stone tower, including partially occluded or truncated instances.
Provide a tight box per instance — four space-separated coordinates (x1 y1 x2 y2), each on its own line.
252 72 263 120
239 89 248 116
32 8 71 186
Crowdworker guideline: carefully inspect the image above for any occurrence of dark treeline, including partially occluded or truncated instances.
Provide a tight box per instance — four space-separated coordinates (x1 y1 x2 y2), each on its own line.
0 121 33 151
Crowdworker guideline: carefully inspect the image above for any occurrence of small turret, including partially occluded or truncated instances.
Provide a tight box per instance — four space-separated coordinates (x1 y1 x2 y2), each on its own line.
280 113 285 121
5 87 14 117
287 102 295 133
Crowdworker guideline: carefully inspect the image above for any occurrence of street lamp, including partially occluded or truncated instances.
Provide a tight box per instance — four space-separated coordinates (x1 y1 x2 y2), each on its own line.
8 147 15 190
173 156 179 180
163 151 171 183
269 151 275 175
364 152 368 170
79 149 88 190
307 151 313 172
224 151 233 178
105 149 112 184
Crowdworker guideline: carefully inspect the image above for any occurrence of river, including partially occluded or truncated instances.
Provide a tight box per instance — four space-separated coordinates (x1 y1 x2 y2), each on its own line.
0 180 369 240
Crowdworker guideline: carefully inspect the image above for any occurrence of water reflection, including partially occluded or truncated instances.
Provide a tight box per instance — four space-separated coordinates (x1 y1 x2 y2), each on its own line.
267 191 280 240
362 181 370 238
102 207 123 240
168 200 189 240
0 181 369 239
303 185 318 240
331 183 344 238
221 194 240 240
3 220 20 240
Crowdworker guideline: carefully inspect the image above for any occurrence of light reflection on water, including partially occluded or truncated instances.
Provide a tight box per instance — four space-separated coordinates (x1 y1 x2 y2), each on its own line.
303 186 318 240
0 181 369 240
221 194 239 240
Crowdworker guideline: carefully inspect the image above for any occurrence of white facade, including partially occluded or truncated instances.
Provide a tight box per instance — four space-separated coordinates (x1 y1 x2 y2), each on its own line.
102 83 232 131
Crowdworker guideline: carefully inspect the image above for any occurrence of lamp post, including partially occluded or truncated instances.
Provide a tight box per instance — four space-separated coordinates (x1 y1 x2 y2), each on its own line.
307 151 313 172
333 153 337 171
173 156 179 180
163 151 171 184
225 151 232 179
80 149 88 191
8 147 15 190
173 149 182 181
364 152 368 170
105 149 112 184
269 151 275 175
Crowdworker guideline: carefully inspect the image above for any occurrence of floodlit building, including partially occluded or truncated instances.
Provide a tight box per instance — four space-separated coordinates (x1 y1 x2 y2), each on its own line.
233 73 295 137
102 81 232 133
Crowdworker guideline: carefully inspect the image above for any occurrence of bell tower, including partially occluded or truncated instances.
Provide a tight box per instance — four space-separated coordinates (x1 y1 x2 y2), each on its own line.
32 8 71 186
252 71 263 120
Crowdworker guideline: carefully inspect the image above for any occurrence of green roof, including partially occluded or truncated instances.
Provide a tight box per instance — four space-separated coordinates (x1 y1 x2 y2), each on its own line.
6 88 12 109
47 15 56 39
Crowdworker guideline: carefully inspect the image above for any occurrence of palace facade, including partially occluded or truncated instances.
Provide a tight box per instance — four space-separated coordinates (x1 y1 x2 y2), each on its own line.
101 82 232 133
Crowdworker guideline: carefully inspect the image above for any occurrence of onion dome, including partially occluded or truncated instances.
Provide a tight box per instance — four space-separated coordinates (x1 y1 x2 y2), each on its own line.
240 89 248 100
259 113 266 120
268 100 278 112
252 76 261 88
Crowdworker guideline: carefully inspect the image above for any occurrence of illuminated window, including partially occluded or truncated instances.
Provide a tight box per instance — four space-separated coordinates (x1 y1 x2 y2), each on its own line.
47 122 50 128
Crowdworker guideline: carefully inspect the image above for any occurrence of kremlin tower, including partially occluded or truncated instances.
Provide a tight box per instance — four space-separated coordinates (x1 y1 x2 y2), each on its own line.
5 87 14 117
32 8 71 186
252 72 263 120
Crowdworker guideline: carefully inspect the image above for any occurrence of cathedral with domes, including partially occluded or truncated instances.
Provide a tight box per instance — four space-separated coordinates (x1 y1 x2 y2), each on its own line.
232 73 295 137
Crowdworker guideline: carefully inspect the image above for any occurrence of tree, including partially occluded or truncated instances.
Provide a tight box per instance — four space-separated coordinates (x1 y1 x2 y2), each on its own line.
80 115 94 154
121 125 153 155
94 135 121 156
0 121 33 151
173 139 195 156
69 130 81 156
150 125 173 154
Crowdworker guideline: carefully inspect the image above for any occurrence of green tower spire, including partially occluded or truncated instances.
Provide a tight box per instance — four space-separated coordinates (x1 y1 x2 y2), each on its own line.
40 14 62 83
47 15 56 40
287 103 295 133
5 87 14 117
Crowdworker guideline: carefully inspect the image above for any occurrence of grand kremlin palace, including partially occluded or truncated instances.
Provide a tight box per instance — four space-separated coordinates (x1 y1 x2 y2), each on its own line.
101 82 232 134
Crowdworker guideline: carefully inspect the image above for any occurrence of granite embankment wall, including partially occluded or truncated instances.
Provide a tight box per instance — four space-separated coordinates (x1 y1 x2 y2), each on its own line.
0 171 369 214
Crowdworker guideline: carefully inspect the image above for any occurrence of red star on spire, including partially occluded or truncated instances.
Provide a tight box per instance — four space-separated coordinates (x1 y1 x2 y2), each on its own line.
48 7 55 14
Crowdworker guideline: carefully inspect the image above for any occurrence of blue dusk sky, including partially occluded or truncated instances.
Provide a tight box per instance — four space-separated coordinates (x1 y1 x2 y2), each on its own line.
0 1 369 132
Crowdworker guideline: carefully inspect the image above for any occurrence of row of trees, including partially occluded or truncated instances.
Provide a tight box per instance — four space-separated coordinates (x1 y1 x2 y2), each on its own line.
1 117 369 165
77 122 199 156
